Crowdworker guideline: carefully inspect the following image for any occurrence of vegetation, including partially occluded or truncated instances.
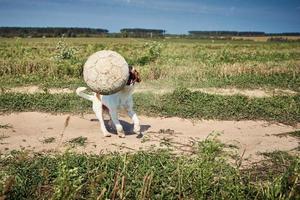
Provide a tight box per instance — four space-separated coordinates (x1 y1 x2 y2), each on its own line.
0 88 299 124
0 37 299 199
1 27 299 38
134 88 300 124
0 37 299 91
42 137 56 144
189 30 265 37
0 124 12 129
68 137 88 147
0 136 299 199
0 27 109 38
120 28 165 38
189 31 300 37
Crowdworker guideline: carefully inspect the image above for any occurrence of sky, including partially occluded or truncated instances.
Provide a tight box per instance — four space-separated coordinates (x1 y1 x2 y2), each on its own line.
0 0 299 34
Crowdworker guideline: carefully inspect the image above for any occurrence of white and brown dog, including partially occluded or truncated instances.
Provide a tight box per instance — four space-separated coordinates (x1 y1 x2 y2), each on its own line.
76 66 141 138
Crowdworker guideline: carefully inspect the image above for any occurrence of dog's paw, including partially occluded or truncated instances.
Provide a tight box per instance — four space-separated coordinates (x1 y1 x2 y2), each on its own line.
103 132 111 137
133 126 140 134
118 132 125 138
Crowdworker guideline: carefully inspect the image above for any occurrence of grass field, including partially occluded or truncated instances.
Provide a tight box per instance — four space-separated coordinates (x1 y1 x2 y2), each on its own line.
0 37 299 90
0 37 299 199
1 136 299 200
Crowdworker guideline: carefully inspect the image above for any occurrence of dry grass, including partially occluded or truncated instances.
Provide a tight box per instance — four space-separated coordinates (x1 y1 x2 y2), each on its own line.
0 37 299 90
232 36 300 42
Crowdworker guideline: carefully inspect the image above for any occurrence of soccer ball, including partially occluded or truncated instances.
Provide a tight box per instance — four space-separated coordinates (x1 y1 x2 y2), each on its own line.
83 50 129 95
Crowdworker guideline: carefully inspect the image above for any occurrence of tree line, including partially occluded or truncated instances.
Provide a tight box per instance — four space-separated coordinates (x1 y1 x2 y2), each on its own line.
0 27 299 38
0 27 108 37
120 28 165 38
188 31 300 37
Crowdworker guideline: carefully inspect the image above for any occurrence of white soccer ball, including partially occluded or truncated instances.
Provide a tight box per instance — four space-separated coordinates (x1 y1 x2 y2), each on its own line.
83 50 129 95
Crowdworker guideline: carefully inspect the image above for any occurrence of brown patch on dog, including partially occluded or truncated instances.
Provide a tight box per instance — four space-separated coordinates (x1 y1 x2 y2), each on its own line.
133 69 141 83
127 67 141 85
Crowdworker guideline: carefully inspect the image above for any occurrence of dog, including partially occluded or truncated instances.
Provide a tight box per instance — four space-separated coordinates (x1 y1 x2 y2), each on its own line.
76 66 141 138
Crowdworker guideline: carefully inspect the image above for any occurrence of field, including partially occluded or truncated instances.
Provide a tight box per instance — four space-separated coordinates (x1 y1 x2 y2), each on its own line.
0 37 299 199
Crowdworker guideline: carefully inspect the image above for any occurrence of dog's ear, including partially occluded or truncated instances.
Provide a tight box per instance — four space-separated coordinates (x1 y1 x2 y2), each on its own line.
133 69 141 83
127 66 141 85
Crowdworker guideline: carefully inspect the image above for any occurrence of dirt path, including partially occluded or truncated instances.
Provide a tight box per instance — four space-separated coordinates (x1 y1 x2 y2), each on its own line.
0 112 299 163
2 86 298 98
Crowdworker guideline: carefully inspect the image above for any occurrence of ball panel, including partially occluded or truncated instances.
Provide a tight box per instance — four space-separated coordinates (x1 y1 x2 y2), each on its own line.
83 50 129 94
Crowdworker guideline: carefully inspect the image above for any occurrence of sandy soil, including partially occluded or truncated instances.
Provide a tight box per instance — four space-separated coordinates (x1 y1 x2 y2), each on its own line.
2 86 298 98
0 112 299 163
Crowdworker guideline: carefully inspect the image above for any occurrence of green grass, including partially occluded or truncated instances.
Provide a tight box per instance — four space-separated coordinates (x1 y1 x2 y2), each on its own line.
0 136 299 200
0 88 299 124
1 71 299 92
134 88 300 124
68 136 88 147
289 130 300 138
0 37 299 90
1 37 299 200
0 92 90 113
0 75 85 89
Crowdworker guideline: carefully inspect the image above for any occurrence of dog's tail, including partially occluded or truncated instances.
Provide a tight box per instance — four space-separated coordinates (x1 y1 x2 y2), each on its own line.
76 87 94 101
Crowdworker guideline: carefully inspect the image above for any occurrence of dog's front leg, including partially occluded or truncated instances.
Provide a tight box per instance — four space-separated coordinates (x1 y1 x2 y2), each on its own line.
92 95 111 137
127 108 140 134
110 110 125 138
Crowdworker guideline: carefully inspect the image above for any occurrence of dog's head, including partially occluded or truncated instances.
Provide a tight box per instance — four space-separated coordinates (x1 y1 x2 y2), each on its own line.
127 65 141 86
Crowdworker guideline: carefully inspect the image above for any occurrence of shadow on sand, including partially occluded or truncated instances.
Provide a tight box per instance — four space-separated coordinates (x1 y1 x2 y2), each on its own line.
90 118 151 137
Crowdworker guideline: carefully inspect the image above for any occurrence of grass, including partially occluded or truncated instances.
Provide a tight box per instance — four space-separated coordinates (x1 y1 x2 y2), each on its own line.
68 136 88 147
0 37 299 199
0 124 12 129
0 136 299 199
0 92 91 113
289 131 300 138
0 37 299 91
0 88 299 124
0 75 85 89
134 88 300 124
42 137 56 144
277 131 300 138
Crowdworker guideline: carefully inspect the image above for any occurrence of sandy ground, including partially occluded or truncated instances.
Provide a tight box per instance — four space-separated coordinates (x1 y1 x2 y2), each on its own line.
0 112 299 163
2 86 298 98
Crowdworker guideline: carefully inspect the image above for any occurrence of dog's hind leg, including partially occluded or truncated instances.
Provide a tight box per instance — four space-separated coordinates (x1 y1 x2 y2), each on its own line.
92 94 111 137
110 110 125 138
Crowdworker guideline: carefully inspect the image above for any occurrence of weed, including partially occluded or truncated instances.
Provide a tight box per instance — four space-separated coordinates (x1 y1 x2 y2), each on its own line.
0 90 299 124
0 124 12 129
0 38 299 90
288 130 300 138
134 88 300 125
52 157 84 199
0 136 299 199
275 130 300 139
42 137 56 144
68 136 88 147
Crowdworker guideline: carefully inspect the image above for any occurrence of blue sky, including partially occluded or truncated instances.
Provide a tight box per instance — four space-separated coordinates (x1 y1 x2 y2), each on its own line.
0 0 299 34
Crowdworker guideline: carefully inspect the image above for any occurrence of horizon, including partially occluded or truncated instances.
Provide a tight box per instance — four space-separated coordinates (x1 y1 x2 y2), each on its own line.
1 26 300 35
0 0 299 34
